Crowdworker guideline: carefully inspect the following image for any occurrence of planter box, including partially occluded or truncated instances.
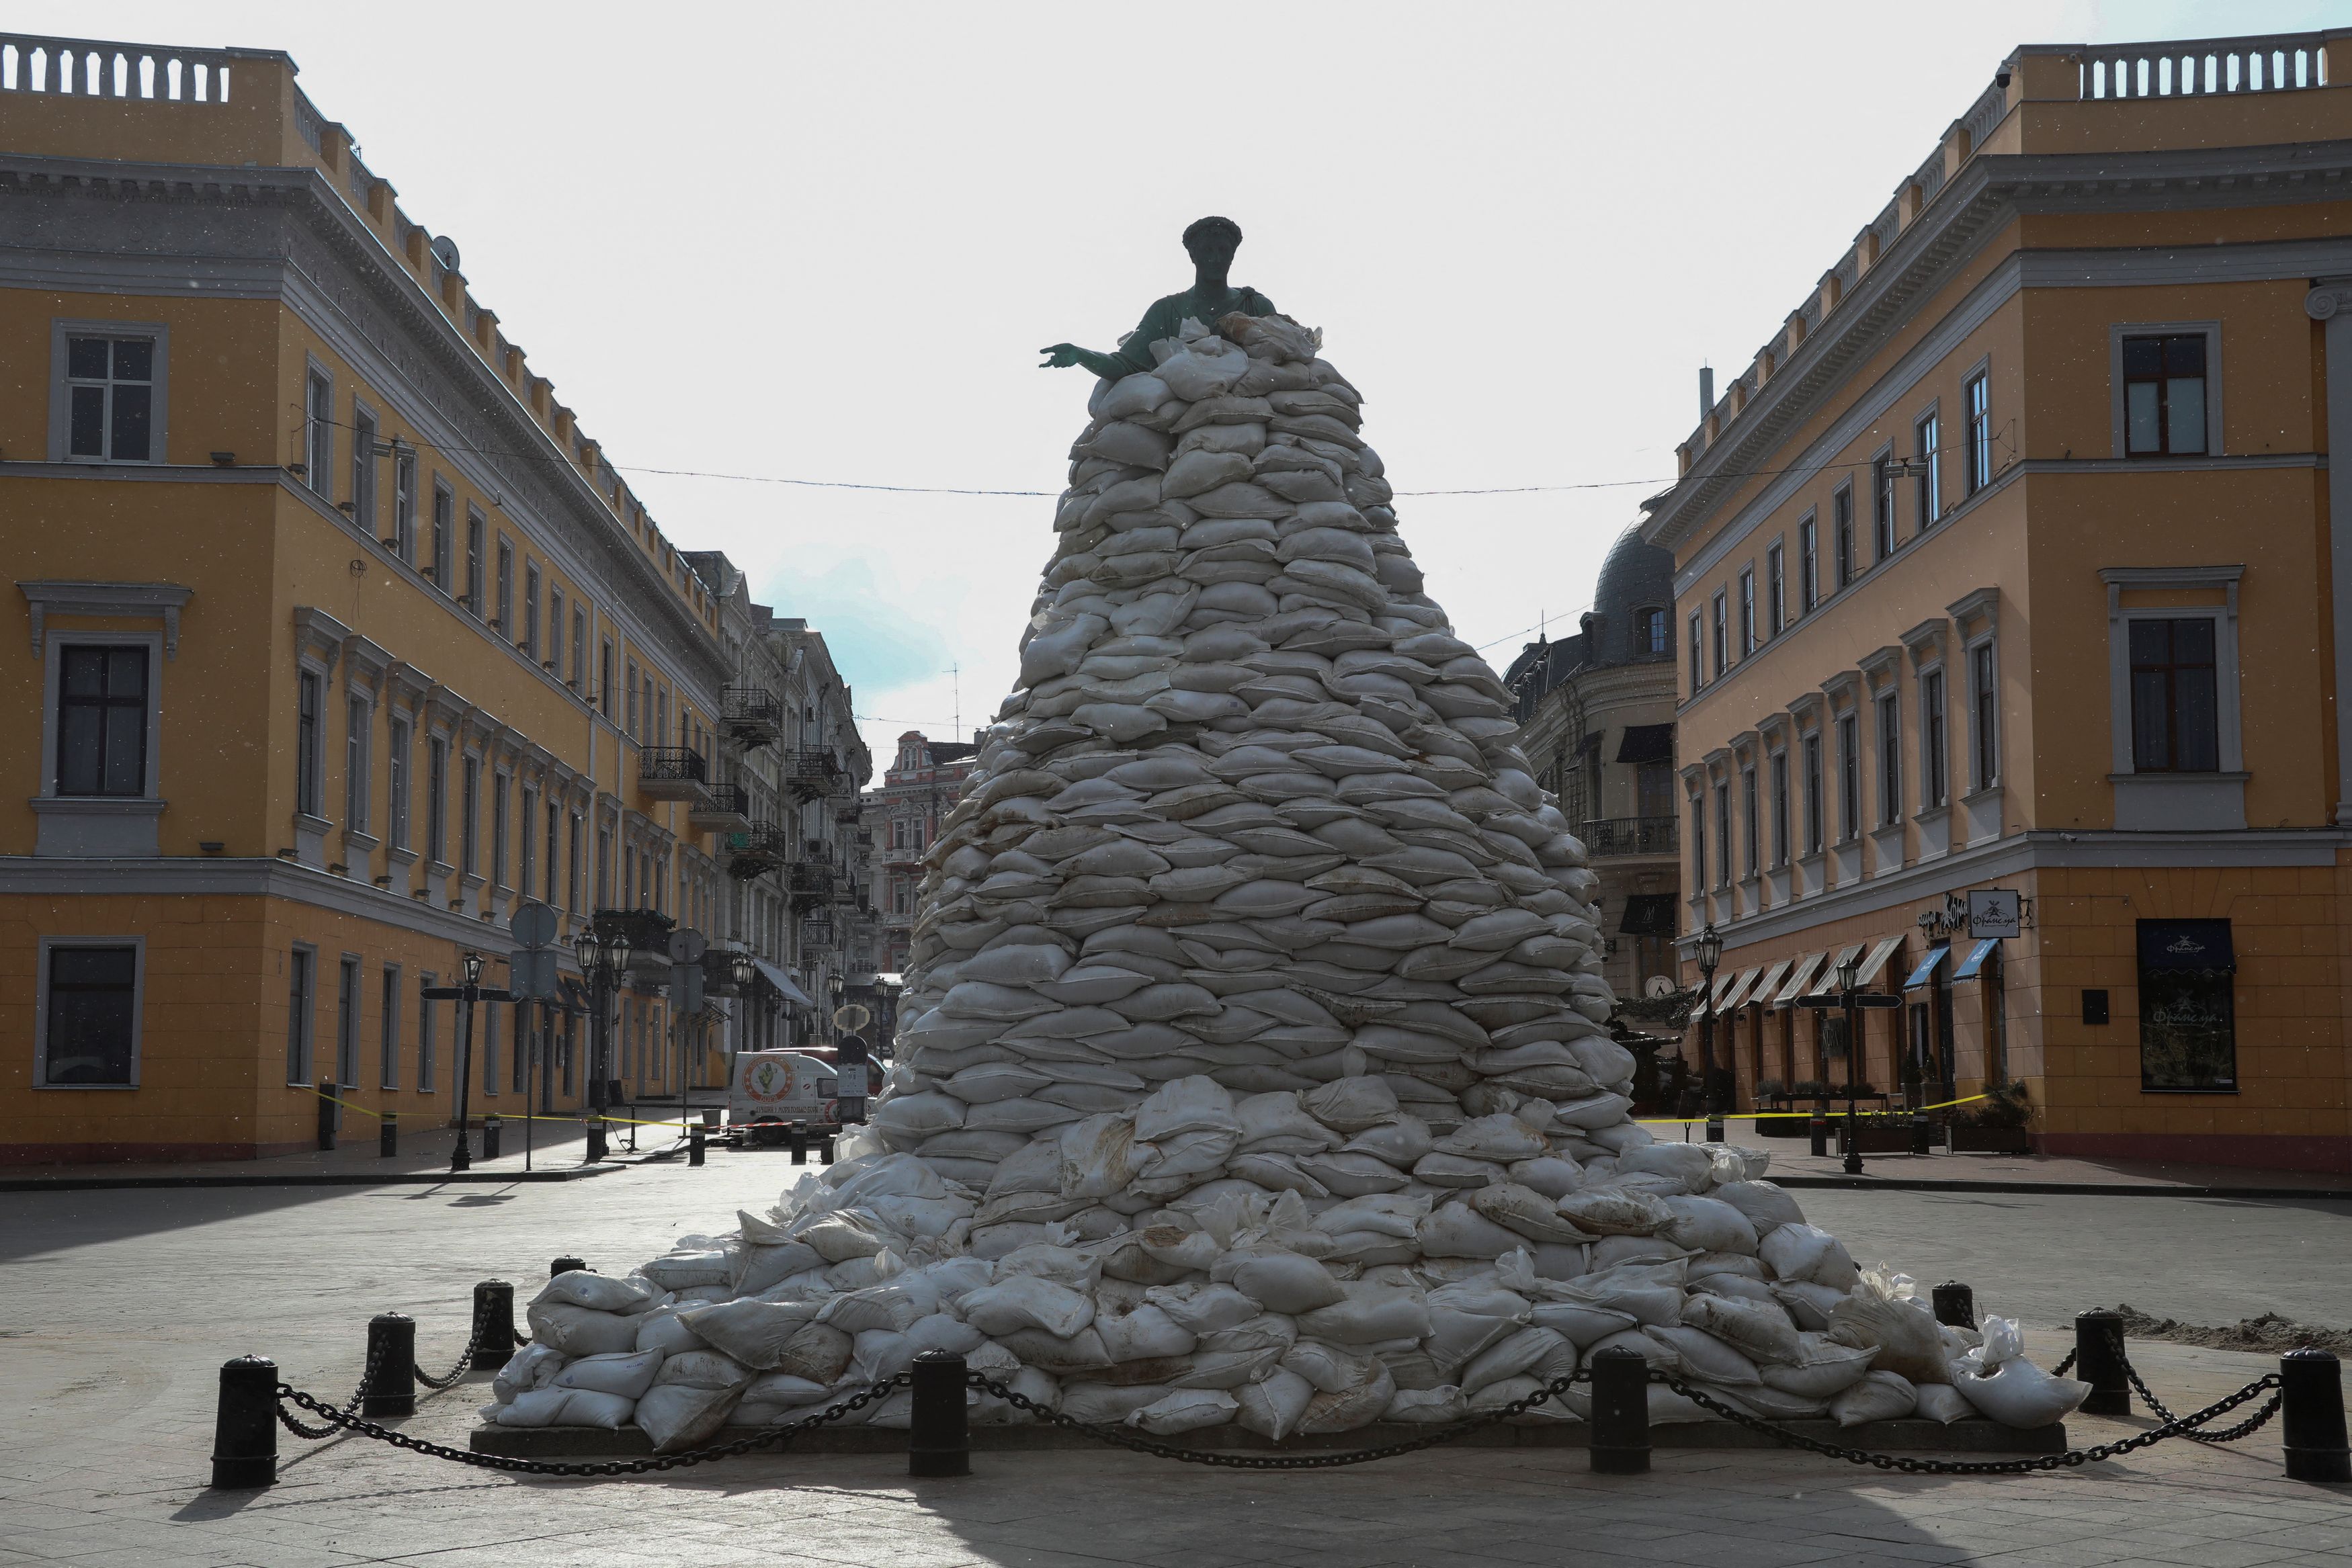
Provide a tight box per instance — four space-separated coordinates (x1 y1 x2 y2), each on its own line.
1847 1127 1914 1154
1755 1116 1818 1139
1950 1126 2031 1153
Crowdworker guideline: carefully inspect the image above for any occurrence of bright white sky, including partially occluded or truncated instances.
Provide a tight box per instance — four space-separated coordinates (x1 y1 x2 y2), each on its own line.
25 1 2344 760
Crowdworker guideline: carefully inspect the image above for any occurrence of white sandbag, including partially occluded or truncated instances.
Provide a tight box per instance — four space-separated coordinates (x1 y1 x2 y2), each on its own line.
1460 1325 1576 1396
633 1307 708 1357
525 1302 642 1358
1126 1387 1239 1434
1296 1284 1433 1345
655 1350 754 1391
1416 1203 1529 1259
794 1209 896 1263
1615 1141 1717 1192
770 1322 856 1385
1913 1382 1976 1424
1829 1275 1950 1384
1231 1252 1346 1313
1096 1303 1199 1362
1712 1180 1805 1235
1298 1358 1396 1434
1679 1291 1802 1365
1147 1282 1261 1334
1234 1367 1316 1440
493 1343 570 1403
1385 1384 1468 1423
486 1386 636 1429
1645 1324 1761 1386
636 1383 742 1452
1759 1333 1879 1398
640 1249 734 1291
960 1277 1095 1339
677 1299 824 1370
1060 1383 1174 1425
534 1270 660 1314
553 1349 664 1400
1951 1355 2088 1428
1830 1369 1918 1427
1303 1076 1399 1133
1060 1113 1150 1198
1758 1224 1860 1291
1554 1187 1671 1236
1659 1196 1759 1256
742 1371 829 1407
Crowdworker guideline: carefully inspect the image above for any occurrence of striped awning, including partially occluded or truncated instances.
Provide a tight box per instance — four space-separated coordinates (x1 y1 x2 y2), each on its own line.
1716 966 1765 1013
1771 953 1826 1006
1809 944 1865 994
1750 959 1793 1009
1853 935 1908 989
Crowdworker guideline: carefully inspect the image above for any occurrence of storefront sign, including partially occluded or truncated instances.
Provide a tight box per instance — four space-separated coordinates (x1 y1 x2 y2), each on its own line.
1967 889 2021 939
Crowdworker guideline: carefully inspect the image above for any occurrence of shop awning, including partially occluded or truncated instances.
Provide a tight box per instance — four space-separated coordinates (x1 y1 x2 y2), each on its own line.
1772 953 1826 1006
1716 966 1765 1013
1809 943 1865 994
1952 938 2001 982
1902 944 1951 991
755 959 815 1007
1852 935 1907 989
1615 724 1675 765
1751 959 1793 1008
1618 894 1676 937
1697 968 1738 1018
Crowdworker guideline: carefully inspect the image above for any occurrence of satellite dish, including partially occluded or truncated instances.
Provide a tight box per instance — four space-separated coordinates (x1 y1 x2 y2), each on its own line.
833 1003 872 1033
430 235 462 272
1644 975 1676 998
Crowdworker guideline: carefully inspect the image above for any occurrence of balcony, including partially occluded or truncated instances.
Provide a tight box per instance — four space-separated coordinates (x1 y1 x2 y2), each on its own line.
723 686 783 746
725 821 789 881
784 748 851 801
1583 816 1679 858
688 781 752 833
638 746 708 802
788 861 835 906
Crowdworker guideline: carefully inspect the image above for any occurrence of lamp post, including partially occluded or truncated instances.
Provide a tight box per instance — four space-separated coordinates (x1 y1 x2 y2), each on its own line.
1798 947 1900 1174
1693 923 1723 1114
423 951 510 1173
573 930 631 1160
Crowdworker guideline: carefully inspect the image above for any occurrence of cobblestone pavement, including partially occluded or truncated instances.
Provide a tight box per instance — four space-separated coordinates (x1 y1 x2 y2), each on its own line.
1 1152 2345 1567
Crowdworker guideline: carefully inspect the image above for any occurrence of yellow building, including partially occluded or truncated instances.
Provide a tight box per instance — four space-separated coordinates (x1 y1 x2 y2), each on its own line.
1646 31 2352 1172
0 33 768 1160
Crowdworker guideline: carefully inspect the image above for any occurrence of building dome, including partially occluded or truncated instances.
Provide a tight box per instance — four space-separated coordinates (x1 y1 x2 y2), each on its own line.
1588 523 1675 668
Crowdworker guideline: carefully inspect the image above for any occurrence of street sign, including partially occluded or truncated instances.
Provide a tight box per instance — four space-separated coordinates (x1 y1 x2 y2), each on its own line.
671 960 705 1016
668 928 708 965
509 900 559 949
1968 889 2022 940
510 949 560 1000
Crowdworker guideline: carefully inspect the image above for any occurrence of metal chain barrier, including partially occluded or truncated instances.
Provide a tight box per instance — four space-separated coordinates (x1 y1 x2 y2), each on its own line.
1655 1369 2285 1475
2104 1328 2287 1446
964 1370 1592 1469
278 1338 387 1440
413 1317 491 1392
2052 1348 2078 1377
272 1373 915 1475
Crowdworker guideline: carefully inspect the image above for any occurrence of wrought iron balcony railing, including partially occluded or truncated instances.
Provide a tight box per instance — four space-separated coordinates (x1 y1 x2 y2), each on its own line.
1582 815 1679 858
725 821 790 880
638 746 708 802
722 686 783 746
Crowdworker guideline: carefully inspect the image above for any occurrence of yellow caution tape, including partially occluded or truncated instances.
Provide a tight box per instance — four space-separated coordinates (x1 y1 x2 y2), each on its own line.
1634 1093 1988 1127
306 1090 706 1132
305 1088 387 1119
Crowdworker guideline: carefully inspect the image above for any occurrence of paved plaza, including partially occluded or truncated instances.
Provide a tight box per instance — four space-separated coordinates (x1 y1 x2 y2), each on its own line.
0 1151 2345 1567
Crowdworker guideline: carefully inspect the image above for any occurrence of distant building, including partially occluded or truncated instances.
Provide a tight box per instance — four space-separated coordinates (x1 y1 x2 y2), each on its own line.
1504 525 1680 1006
862 732 980 976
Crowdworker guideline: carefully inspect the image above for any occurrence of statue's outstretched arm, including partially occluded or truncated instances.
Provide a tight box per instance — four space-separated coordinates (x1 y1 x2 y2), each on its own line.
1038 343 1139 377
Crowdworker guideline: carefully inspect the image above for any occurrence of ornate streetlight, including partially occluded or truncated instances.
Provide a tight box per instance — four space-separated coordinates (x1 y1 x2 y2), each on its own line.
572 929 631 1160
1693 922 1724 1113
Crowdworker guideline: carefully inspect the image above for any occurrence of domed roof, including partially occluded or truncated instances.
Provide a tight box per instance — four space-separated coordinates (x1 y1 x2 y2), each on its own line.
1589 523 1675 668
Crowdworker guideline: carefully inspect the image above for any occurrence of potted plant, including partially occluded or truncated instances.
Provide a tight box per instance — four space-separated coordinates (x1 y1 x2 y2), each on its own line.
1951 1080 2034 1153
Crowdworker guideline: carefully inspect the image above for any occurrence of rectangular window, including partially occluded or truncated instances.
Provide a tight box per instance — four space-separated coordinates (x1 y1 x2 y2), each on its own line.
431 481 454 591
1914 412 1941 527
345 695 370 833
462 754 480 873
296 670 323 818
495 537 515 638
545 800 560 902
573 608 589 689
2129 617 2220 772
1921 668 1948 809
1798 513 1818 613
2138 918 2236 1091
1714 783 1731 889
1835 486 1855 587
1972 642 1999 790
523 562 541 660
569 813 583 911
548 588 564 673
306 371 334 494
55 645 149 797
65 334 157 462
427 735 448 863
1690 797 1707 898
417 971 437 1091
520 785 538 895
1965 372 1992 494
1765 544 1784 636
380 963 401 1090
1687 612 1703 693
387 717 411 850
1740 767 1759 877
626 661 641 738
597 825 613 906
1803 733 1824 855
483 998 501 1096
1876 691 1902 826
2124 335 2208 456
1838 713 1860 840
492 771 511 889
465 509 486 616
393 447 417 561
1710 593 1727 679
1769 750 1789 867
600 638 616 717
336 955 361 1088
42 943 138 1086
1738 569 1756 656
1872 455 1895 559
351 404 378 529
658 686 671 746
286 945 317 1084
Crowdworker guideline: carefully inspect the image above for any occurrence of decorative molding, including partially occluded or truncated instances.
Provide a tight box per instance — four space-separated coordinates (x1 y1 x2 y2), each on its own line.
1857 646 1903 687
292 606 350 668
1947 587 1999 636
19 580 191 658
1900 617 1948 666
1788 692 1827 732
1820 670 1862 711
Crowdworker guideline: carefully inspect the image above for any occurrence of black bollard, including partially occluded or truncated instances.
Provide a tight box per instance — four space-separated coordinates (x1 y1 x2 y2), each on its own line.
317 1093 337 1152
1808 1113 1827 1158
2281 1348 2351 1483
552 1256 587 1278
585 1117 607 1163
482 1114 502 1162
1931 1282 1976 1330
1910 1114 1934 1155
1588 1346 1650 1474
907 1349 971 1477
1704 1114 1724 1143
363 1313 417 1418
472 1280 517 1368
2074 1309 2130 1415
689 1125 706 1167
788 1123 808 1164
209 1355 279 1489
380 1112 398 1159
819 1135 836 1166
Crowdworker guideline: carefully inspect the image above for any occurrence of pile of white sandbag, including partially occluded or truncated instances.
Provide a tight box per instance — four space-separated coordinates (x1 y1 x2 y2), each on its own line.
483 310 2087 1450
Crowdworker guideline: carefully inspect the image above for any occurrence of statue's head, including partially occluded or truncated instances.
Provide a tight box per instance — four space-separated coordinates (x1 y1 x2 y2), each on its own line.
1183 216 1243 270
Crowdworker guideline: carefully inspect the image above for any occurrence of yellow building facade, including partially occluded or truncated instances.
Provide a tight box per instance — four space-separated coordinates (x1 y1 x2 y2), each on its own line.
1 34 757 1159
1647 32 2352 1172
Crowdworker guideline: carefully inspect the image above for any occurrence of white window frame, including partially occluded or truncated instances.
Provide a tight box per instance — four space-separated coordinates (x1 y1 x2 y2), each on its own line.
1875 689 1903 826
34 934 146 1090
48 318 170 464
286 941 319 1086
335 952 363 1089
1738 567 1757 656
386 714 413 851
304 357 335 496
417 969 439 1092
295 660 330 827
1912 404 1942 529
1917 660 1949 812
1687 611 1703 693
1768 747 1790 868
2108 321 2224 459
351 398 380 530
40 629 165 803
1837 711 1861 842
1798 511 1818 613
380 961 403 1090
2104 568 2244 779
1966 633 2001 792
392 445 417 561
1710 591 1728 679
344 690 372 836
1962 357 1993 495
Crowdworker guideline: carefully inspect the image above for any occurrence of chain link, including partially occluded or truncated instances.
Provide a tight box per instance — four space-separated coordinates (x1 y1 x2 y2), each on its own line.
278 1338 388 1440
414 1317 491 1391
272 1373 915 1474
2109 1332 2285 1446
2052 1348 2078 1377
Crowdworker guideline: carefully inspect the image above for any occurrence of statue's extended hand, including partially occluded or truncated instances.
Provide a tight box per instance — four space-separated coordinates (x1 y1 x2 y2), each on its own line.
1038 343 1089 369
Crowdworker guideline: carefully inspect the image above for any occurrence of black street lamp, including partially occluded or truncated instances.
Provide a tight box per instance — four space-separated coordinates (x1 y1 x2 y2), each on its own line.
423 950 509 1173
1800 946 1901 1174
1693 922 1724 1113
572 929 632 1160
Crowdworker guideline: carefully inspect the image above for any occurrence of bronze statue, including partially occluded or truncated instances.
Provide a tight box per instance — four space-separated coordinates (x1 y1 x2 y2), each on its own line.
1040 216 1278 378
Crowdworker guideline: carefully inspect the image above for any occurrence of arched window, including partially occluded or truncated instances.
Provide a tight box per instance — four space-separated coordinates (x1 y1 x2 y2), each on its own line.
1636 607 1668 657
